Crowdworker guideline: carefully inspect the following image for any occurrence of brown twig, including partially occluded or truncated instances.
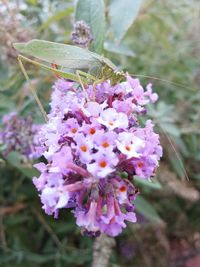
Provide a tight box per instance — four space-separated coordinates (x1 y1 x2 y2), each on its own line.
0 215 7 249
0 202 26 216
92 234 116 267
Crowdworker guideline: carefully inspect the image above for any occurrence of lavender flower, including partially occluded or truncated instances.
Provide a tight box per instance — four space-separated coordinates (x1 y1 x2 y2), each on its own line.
0 112 41 161
33 76 162 236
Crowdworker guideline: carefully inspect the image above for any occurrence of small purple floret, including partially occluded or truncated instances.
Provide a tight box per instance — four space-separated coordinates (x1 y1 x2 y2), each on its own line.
0 112 41 160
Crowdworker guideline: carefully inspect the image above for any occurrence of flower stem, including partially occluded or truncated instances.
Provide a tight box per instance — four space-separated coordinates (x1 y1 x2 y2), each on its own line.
92 234 116 267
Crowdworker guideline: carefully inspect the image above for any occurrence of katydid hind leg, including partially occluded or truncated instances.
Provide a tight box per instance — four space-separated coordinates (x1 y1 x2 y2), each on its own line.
17 56 48 122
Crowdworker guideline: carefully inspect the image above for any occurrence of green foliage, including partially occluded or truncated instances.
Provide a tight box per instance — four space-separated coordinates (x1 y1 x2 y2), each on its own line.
38 7 74 32
6 152 39 178
108 0 143 42
135 196 164 225
134 176 162 190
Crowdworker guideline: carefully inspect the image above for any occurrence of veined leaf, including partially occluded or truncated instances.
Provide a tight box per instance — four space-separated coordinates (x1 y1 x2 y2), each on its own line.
109 0 143 42
75 0 106 54
14 39 103 70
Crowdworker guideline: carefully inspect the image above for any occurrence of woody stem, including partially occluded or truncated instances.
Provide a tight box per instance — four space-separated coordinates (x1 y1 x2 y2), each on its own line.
92 234 116 267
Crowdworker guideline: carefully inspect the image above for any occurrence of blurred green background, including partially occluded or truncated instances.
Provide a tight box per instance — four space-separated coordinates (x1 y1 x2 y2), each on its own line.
0 0 200 266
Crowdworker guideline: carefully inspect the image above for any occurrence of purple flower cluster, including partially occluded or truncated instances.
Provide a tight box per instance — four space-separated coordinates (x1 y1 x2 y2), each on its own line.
33 76 162 237
0 112 41 161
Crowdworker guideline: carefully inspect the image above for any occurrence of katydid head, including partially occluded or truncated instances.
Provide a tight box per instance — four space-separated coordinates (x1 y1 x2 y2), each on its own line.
110 71 125 85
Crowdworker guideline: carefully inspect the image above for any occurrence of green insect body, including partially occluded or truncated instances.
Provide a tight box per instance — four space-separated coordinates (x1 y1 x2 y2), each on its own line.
14 39 124 85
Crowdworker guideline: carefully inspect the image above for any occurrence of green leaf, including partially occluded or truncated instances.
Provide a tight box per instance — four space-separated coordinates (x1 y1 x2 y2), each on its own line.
6 151 39 178
75 0 106 54
39 7 74 31
14 39 103 70
134 176 162 190
159 122 180 137
25 252 55 264
168 153 186 179
0 94 15 110
6 214 29 226
104 41 135 57
0 254 16 264
135 196 164 224
193 174 200 180
109 0 143 42
26 0 38 5
6 151 21 165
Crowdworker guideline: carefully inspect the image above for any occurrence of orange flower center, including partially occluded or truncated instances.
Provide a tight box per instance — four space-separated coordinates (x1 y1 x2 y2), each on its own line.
99 160 107 168
102 142 109 148
110 217 115 224
89 128 96 135
109 121 114 126
71 128 77 133
120 186 126 192
125 145 131 151
80 145 87 152
138 162 143 168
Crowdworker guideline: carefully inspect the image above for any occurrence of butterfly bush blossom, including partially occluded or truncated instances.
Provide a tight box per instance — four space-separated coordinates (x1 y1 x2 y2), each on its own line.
33 76 162 237
0 112 41 161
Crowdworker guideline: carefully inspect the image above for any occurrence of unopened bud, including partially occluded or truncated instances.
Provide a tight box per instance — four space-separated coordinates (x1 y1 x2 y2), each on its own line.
71 20 94 48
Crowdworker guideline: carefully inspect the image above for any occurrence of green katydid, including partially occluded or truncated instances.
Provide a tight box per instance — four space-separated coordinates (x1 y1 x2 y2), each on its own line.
14 39 194 121
14 39 194 95
14 39 125 85
14 39 189 180
13 39 125 121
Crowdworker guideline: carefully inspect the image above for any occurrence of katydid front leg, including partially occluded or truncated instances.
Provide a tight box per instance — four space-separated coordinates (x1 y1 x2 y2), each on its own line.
18 55 89 84
75 70 97 101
